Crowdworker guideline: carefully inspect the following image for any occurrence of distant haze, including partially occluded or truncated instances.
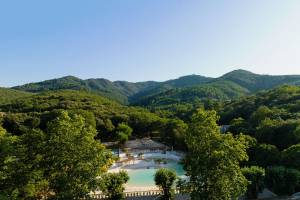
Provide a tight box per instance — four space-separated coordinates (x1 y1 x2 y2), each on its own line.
1 0 300 86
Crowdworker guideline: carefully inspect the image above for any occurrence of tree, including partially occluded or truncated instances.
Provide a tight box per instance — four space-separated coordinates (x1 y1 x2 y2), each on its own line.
44 111 112 199
256 118 300 150
265 166 300 195
163 119 187 150
242 166 265 199
250 106 273 126
248 143 281 167
184 109 248 200
100 171 129 200
0 126 20 199
154 168 177 200
0 111 113 199
282 144 300 169
228 117 252 136
115 123 132 144
0 125 49 199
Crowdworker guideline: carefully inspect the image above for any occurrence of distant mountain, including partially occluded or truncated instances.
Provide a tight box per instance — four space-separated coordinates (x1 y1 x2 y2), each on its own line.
12 74 212 104
11 69 300 106
219 69 300 92
13 76 159 104
131 70 300 107
132 80 249 107
128 75 213 102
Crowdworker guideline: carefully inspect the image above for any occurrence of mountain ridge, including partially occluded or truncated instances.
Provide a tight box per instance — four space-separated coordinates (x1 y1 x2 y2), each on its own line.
11 69 300 105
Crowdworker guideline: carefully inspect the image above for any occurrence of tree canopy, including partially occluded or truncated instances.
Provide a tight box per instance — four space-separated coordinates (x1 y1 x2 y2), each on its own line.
100 171 129 200
154 168 177 200
0 111 112 199
184 109 248 200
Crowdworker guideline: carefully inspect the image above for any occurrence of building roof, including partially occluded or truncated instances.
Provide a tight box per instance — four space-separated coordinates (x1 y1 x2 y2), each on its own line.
124 138 169 150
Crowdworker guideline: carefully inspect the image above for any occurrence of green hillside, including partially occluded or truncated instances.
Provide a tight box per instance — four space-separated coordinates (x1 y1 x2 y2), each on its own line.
12 74 212 104
132 70 300 108
12 76 159 104
220 85 300 124
0 88 32 105
129 75 213 102
0 90 184 143
133 80 249 107
219 69 300 92
11 70 300 107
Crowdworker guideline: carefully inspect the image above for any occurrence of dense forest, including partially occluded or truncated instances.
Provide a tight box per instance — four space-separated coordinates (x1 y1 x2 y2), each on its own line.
1 71 300 199
0 90 186 148
219 85 300 196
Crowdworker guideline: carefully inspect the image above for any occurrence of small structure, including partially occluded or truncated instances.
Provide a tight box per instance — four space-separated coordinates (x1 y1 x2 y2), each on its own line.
220 125 230 133
124 138 169 153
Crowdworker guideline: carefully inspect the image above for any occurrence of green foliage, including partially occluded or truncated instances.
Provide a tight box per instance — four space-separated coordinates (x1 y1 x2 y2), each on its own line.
282 144 300 169
248 143 281 168
0 90 171 142
100 171 129 200
256 118 300 150
220 85 300 125
154 168 177 200
242 166 265 199
132 80 248 111
115 123 132 144
0 126 21 199
162 119 187 150
228 117 253 136
0 111 112 199
44 111 112 199
184 109 248 200
0 126 50 199
0 88 32 105
220 86 300 193
265 166 300 195
250 106 273 126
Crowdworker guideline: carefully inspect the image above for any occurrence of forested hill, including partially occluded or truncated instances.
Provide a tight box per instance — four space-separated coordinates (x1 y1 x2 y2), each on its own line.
214 85 300 196
12 69 300 105
220 85 300 125
0 90 186 147
0 88 32 105
131 70 300 108
12 76 160 104
219 69 300 92
12 74 212 104
218 85 300 153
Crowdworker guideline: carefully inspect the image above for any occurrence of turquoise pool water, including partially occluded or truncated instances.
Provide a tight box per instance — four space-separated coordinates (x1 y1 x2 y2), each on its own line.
126 160 185 187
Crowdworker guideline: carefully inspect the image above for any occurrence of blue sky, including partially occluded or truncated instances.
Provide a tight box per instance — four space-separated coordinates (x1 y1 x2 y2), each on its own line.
1 0 300 86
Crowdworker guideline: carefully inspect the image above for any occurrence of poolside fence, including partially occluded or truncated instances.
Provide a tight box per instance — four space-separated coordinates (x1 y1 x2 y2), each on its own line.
89 189 181 199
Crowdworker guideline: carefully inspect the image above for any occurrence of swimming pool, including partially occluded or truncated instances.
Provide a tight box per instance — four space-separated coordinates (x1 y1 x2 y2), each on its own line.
126 160 185 187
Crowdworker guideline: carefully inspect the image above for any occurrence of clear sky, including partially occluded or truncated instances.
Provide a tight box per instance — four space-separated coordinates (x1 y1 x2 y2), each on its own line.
1 0 300 87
